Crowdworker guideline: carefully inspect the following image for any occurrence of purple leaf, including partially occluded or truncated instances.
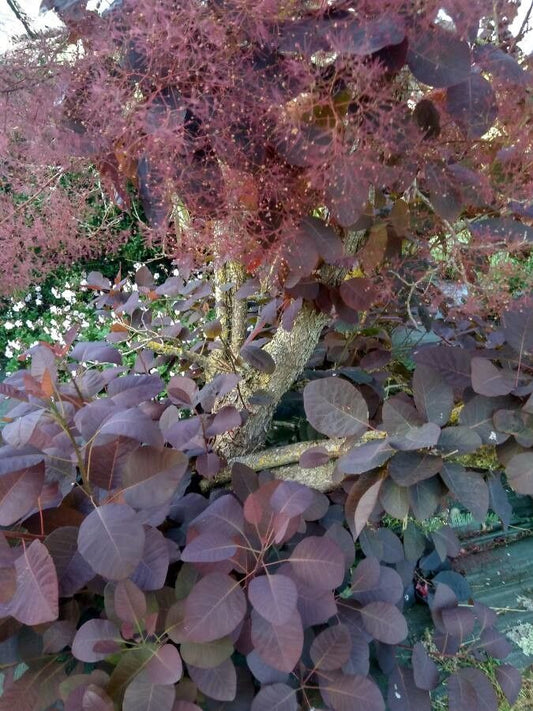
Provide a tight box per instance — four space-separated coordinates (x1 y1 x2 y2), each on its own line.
408 477 442 520
187 658 236 702
413 364 454 426
303 377 368 438
164 417 204 452
247 650 290 685
387 665 431 711
352 564 404 606
99 408 164 447
114 579 146 624
78 504 146 580
5 540 58 625
183 573 246 642
351 556 380 594
0 564 16 604
122 447 188 509
81 685 114 711
379 478 409 519
181 531 238 563
0 462 45 526
108 374 164 406
359 602 408 644
289 536 345 590
440 462 489 521
389 422 441 451
413 346 472 393
359 527 404 565
459 394 512 445
298 216 344 263
389 452 442 486
473 45 527 85
146 644 183 685
437 426 482 455
42 619 76 653
130 526 170 590
45 526 95 596
248 573 298 626
471 358 514 396
340 278 379 312
495 665 522 706
412 642 439 690
72 619 121 662
503 305 533 356
319 671 385 711
206 406 241 436
180 637 234 670
167 376 198 406
325 155 370 227
189 493 244 537
270 481 314 517
353 478 383 539
240 345 276 375
299 446 330 468
123 678 175 711
407 27 471 87
446 74 498 138
505 452 533 495
338 440 394 475
71 341 122 365
447 668 498 711
310 624 352 671
473 627 512 659
250 683 298 711
250 609 303 673
440 606 475 642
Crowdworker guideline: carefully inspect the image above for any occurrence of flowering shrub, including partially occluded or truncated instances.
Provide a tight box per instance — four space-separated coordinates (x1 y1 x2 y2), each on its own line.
1 263 532 710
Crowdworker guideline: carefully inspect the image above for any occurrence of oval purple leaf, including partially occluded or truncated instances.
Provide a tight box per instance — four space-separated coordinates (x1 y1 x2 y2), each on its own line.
248 573 298 626
78 504 146 580
183 573 246 642
303 377 368 438
72 619 121 662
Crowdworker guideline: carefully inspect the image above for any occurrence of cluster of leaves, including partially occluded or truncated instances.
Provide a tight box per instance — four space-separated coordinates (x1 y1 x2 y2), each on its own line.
2 0 532 305
2 274 533 708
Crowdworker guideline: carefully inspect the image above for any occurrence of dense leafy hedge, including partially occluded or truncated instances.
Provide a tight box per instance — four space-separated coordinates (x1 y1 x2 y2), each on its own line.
0 268 531 710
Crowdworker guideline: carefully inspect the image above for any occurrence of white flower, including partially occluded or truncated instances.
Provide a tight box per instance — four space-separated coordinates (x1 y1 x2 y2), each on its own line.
25 320 34 329
172 268 180 276
63 289 76 303
4 321 14 330
5 347 13 358
25 294 32 302
50 305 59 314
35 285 41 292
14 319 22 327
12 302 24 312
35 298 42 306
51 287 60 298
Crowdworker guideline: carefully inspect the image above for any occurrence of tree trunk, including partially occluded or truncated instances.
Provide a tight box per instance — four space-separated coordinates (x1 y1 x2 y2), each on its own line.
208 226 368 461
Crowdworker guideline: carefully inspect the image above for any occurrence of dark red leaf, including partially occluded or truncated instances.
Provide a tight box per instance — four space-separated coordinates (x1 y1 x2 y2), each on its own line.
122 446 188 509
337 440 394 475
304 377 368 438
270 481 314 517
108 374 163 406
70 341 122 365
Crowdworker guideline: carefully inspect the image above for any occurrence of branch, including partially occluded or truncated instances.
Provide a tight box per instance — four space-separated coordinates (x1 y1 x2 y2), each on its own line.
146 340 211 369
6 0 38 40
